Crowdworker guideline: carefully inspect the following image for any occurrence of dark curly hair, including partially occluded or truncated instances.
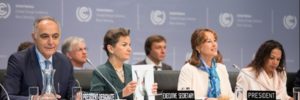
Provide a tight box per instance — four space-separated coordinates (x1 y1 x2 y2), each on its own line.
248 40 286 78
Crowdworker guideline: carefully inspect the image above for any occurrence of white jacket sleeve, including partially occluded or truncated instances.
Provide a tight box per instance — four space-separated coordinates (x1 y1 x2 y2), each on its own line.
178 64 193 90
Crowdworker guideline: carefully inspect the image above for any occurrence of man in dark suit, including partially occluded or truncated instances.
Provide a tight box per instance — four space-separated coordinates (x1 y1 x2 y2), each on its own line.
2 16 76 100
136 35 172 70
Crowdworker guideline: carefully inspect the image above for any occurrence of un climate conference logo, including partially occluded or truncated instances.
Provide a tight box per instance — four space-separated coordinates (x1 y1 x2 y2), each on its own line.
219 13 234 28
0 2 11 19
283 15 297 30
150 10 166 26
76 6 92 22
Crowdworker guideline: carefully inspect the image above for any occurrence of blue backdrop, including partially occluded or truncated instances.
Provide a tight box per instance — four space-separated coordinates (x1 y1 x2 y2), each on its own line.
0 0 299 72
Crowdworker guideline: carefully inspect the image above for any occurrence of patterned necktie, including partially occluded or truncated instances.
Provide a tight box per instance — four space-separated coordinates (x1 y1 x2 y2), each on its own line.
45 60 51 69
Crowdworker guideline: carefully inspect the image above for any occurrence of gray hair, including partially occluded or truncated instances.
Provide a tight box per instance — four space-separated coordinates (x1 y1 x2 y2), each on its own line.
33 16 60 34
61 36 85 55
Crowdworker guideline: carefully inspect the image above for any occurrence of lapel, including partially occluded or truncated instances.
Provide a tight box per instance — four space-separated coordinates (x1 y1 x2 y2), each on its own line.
106 61 125 89
256 70 273 90
52 53 60 89
123 64 132 85
258 70 283 91
29 46 43 90
272 71 280 91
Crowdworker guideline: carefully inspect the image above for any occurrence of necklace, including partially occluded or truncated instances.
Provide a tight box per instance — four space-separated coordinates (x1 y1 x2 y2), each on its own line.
115 69 125 83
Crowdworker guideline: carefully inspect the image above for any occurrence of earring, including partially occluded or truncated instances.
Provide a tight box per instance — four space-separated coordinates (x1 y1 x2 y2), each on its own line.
196 49 200 54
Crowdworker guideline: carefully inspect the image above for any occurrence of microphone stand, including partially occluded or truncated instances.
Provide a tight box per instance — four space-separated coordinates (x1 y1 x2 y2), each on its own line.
75 79 81 88
86 58 121 100
0 83 10 100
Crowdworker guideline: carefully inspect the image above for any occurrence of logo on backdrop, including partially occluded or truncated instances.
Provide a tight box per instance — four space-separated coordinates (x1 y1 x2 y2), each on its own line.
150 10 166 26
76 6 92 22
283 15 297 30
0 2 11 19
219 13 234 28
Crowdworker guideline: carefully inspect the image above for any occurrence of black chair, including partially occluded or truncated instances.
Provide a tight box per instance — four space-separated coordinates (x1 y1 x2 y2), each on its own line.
286 72 296 96
0 69 6 84
228 71 239 91
73 70 93 91
154 70 180 92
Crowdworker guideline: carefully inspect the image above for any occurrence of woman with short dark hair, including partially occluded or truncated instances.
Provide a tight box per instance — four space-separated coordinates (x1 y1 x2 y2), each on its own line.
90 28 157 100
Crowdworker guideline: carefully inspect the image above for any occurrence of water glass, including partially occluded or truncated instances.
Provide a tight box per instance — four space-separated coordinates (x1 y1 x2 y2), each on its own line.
28 86 39 99
293 87 300 100
234 86 243 100
72 86 82 100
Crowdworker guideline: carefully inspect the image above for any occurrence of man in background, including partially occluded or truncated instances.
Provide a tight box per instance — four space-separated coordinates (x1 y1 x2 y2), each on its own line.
136 34 172 71
17 41 34 52
62 36 88 70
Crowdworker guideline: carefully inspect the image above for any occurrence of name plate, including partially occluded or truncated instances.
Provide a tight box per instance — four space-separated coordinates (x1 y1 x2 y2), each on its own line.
82 92 115 100
247 90 276 100
162 90 194 100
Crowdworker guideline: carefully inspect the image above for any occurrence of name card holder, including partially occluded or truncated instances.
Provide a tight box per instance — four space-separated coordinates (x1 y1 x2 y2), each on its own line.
162 90 194 100
82 92 115 100
247 90 276 100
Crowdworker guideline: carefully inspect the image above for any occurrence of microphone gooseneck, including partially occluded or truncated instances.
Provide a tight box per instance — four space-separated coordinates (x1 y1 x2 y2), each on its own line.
232 64 240 70
232 64 271 91
0 83 10 100
75 79 81 88
86 58 120 99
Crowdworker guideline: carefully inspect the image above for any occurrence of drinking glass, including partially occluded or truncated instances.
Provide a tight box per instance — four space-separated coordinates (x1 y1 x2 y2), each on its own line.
234 86 243 100
72 86 82 100
293 87 300 100
28 86 39 100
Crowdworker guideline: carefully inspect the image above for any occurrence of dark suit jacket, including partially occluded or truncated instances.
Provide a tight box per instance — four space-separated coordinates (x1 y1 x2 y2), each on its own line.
136 59 172 70
90 61 133 100
2 46 76 100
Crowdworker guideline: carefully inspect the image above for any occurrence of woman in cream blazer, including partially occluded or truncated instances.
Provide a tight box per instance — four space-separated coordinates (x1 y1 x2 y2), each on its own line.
236 40 292 100
177 28 233 100
178 63 234 99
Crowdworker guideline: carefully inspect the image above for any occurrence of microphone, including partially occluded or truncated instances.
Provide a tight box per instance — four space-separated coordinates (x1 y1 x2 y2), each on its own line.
86 58 120 99
0 83 10 100
232 64 271 90
75 79 81 88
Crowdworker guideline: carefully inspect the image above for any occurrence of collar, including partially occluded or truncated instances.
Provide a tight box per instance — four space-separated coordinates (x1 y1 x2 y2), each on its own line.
145 56 162 67
73 66 85 70
198 56 217 72
35 47 53 64
201 58 210 68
